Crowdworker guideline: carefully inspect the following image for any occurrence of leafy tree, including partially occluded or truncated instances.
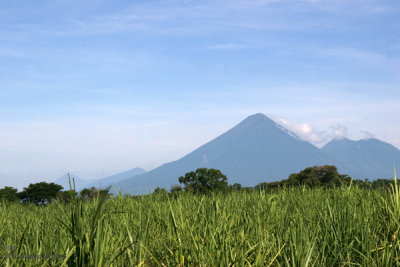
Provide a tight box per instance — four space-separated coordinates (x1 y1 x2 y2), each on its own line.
56 190 78 203
170 184 183 193
19 182 63 204
286 165 346 187
178 168 228 194
255 181 282 191
256 165 354 190
80 187 111 201
371 179 395 189
169 185 183 198
153 187 168 194
231 183 242 191
0 186 18 202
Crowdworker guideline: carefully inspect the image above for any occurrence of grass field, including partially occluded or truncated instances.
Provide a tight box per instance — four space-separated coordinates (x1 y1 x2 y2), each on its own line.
1 180 400 266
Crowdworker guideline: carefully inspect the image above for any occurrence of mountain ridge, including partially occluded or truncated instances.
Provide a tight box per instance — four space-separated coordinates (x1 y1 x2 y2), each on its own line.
54 167 146 191
56 114 399 195
113 113 338 194
322 137 400 179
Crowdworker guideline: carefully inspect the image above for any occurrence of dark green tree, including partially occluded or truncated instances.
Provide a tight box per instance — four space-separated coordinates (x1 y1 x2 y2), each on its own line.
0 186 18 202
153 187 168 194
18 182 63 204
170 184 183 193
169 185 183 198
256 165 353 190
80 187 111 201
287 165 342 187
372 179 395 189
56 190 78 203
178 168 228 194
231 183 242 191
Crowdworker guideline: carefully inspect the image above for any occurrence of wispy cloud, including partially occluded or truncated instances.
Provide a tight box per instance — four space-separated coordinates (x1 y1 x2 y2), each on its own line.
303 0 397 15
318 47 394 65
0 46 28 58
0 0 354 38
205 43 246 50
2 0 397 40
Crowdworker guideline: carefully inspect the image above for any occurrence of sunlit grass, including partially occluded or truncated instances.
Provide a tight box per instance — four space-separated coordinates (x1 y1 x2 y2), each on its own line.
1 176 399 266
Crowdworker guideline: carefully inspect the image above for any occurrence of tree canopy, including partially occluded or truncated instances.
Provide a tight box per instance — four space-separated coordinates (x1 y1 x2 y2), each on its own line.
0 186 18 202
18 182 63 204
287 165 348 187
80 187 111 201
256 165 353 190
178 168 228 194
56 189 78 203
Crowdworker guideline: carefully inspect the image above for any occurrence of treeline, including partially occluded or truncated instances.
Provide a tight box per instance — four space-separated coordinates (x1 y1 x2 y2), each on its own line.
0 182 110 204
0 165 396 203
154 165 395 196
255 165 395 191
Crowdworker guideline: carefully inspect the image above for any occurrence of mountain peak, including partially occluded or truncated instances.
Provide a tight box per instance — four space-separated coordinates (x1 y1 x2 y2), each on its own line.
113 113 333 194
244 113 269 121
237 113 275 129
248 113 267 118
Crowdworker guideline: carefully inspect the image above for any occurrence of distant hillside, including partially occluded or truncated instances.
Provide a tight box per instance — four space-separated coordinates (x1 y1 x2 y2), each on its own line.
60 114 400 195
55 167 146 192
322 138 400 179
86 167 146 189
113 113 337 194
54 173 89 191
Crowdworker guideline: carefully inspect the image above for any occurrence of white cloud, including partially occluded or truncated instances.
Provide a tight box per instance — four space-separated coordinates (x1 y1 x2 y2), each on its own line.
274 117 327 145
360 130 375 139
272 117 368 146
331 124 348 139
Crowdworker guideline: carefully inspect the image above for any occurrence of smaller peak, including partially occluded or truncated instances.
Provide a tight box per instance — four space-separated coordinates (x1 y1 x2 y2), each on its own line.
244 113 271 122
324 137 352 147
360 137 378 141
335 136 347 140
251 113 267 118
332 136 351 142
238 113 274 128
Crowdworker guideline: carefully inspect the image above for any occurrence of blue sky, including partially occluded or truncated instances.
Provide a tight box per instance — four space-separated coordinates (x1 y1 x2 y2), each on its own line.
0 0 399 188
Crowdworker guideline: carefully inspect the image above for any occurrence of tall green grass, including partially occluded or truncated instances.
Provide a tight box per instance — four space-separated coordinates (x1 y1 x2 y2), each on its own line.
0 178 399 266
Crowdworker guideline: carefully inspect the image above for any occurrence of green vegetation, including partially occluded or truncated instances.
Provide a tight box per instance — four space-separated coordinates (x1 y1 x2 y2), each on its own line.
0 180 399 265
0 167 399 266
18 182 63 204
178 168 228 194
0 186 18 202
257 165 396 190
0 181 111 205
79 187 111 201
56 190 78 203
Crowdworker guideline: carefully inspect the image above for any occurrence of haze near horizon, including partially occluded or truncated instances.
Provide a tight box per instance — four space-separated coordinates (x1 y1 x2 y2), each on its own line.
0 0 399 189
